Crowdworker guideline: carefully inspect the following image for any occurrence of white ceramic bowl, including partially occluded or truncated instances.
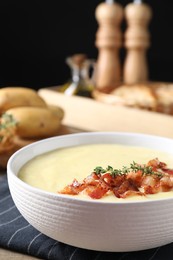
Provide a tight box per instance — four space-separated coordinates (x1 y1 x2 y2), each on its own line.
7 132 173 252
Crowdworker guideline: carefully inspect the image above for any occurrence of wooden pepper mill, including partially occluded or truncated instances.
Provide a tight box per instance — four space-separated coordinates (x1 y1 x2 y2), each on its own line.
95 0 124 92
123 1 152 85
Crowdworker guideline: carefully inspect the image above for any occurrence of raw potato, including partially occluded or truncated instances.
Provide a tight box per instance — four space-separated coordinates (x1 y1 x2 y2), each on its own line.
0 87 47 114
5 107 62 138
47 105 64 120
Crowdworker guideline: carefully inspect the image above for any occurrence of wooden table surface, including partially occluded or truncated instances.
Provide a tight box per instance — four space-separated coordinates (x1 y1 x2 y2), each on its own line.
1 88 173 259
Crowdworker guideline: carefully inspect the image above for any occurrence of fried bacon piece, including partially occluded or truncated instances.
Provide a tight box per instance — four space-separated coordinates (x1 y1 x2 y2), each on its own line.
59 179 86 195
113 179 143 198
126 170 143 187
58 158 173 199
85 185 108 199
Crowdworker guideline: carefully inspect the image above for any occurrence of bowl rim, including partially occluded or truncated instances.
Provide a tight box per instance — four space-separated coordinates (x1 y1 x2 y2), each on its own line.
7 131 173 205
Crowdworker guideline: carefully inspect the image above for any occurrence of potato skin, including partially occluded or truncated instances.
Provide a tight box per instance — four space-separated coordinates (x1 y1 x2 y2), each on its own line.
47 105 64 120
0 87 47 114
5 107 61 138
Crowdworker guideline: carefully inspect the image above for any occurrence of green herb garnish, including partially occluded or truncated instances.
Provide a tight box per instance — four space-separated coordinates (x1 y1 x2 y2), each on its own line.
94 166 106 174
0 113 17 129
93 161 163 178
0 113 17 142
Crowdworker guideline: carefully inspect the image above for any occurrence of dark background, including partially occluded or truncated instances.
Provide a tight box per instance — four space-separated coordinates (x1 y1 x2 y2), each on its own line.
0 0 172 90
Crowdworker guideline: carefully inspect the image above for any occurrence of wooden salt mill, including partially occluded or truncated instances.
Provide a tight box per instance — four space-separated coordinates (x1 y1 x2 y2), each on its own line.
123 0 152 85
95 0 124 92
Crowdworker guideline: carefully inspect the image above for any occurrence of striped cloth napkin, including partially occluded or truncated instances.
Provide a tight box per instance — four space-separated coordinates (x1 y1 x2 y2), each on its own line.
0 174 173 260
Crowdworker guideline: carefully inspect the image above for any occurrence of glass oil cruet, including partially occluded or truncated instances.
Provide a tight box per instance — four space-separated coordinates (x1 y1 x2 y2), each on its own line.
59 54 94 98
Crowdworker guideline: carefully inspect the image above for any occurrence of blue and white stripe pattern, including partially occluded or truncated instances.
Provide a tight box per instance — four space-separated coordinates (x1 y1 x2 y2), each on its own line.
0 175 172 260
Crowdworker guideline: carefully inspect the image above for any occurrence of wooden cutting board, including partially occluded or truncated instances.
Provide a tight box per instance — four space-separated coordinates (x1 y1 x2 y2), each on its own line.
38 88 173 139
0 124 83 169
1 87 173 260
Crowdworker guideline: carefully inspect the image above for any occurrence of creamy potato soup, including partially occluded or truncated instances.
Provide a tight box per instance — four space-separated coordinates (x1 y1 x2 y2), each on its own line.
18 144 173 202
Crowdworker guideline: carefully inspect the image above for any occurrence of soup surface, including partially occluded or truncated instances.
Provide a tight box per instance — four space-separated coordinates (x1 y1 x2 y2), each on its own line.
18 143 173 202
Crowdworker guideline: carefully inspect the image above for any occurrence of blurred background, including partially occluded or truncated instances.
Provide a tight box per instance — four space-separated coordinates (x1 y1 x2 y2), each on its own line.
0 0 172 89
